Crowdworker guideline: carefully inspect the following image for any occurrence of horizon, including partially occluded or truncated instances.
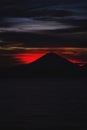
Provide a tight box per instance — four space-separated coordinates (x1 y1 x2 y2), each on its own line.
0 47 87 68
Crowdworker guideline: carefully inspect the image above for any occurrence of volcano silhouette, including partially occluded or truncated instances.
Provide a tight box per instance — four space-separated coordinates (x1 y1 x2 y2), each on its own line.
1 53 82 78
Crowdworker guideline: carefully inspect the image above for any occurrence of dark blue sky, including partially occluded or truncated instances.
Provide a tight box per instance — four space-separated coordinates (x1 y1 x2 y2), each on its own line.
0 0 87 47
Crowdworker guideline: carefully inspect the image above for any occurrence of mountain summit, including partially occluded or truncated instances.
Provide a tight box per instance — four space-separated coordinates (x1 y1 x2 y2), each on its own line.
28 53 81 75
1 53 82 78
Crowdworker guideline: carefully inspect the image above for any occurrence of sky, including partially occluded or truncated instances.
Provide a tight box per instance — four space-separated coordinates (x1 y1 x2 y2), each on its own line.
0 0 87 67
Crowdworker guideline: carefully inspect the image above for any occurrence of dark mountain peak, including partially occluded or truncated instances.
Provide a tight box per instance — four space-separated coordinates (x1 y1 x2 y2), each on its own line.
0 52 82 78
9 52 80 72
30 52 78 68
33 52 64 63
39 52 62 59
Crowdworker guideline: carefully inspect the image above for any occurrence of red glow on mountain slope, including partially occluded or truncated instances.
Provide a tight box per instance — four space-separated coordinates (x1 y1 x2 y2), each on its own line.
65 59 86 67
14 52 46 64
55 52 86 67
13 52 86 67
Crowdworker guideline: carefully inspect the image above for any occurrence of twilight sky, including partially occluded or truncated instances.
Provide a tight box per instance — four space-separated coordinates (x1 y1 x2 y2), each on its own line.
0 0 87 67
0 0 87 47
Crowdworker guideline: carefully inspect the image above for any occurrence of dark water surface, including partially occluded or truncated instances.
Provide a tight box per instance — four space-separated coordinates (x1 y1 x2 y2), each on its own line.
0 77 87 129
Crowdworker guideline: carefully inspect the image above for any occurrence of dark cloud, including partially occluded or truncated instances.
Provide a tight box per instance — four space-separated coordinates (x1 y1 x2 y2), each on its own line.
59 19 87 30
27 10 73 17
1 31 87 47
0 0 87 47
0 0 87 18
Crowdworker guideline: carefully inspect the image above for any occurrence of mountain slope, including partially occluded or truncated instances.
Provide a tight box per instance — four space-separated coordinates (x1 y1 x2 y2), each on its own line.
0 53 82 78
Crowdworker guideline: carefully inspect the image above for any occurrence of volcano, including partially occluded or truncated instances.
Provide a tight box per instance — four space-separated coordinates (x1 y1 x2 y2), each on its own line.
1 53 82 78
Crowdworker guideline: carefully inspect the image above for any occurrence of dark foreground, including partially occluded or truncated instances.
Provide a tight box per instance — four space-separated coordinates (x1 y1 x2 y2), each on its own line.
0 77 87 129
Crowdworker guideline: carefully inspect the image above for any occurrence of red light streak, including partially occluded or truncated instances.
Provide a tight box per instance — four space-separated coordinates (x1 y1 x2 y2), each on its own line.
14 52 46 64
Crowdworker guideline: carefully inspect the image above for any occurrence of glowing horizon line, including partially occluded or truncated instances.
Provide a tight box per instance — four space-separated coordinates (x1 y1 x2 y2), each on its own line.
0 46 87 51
